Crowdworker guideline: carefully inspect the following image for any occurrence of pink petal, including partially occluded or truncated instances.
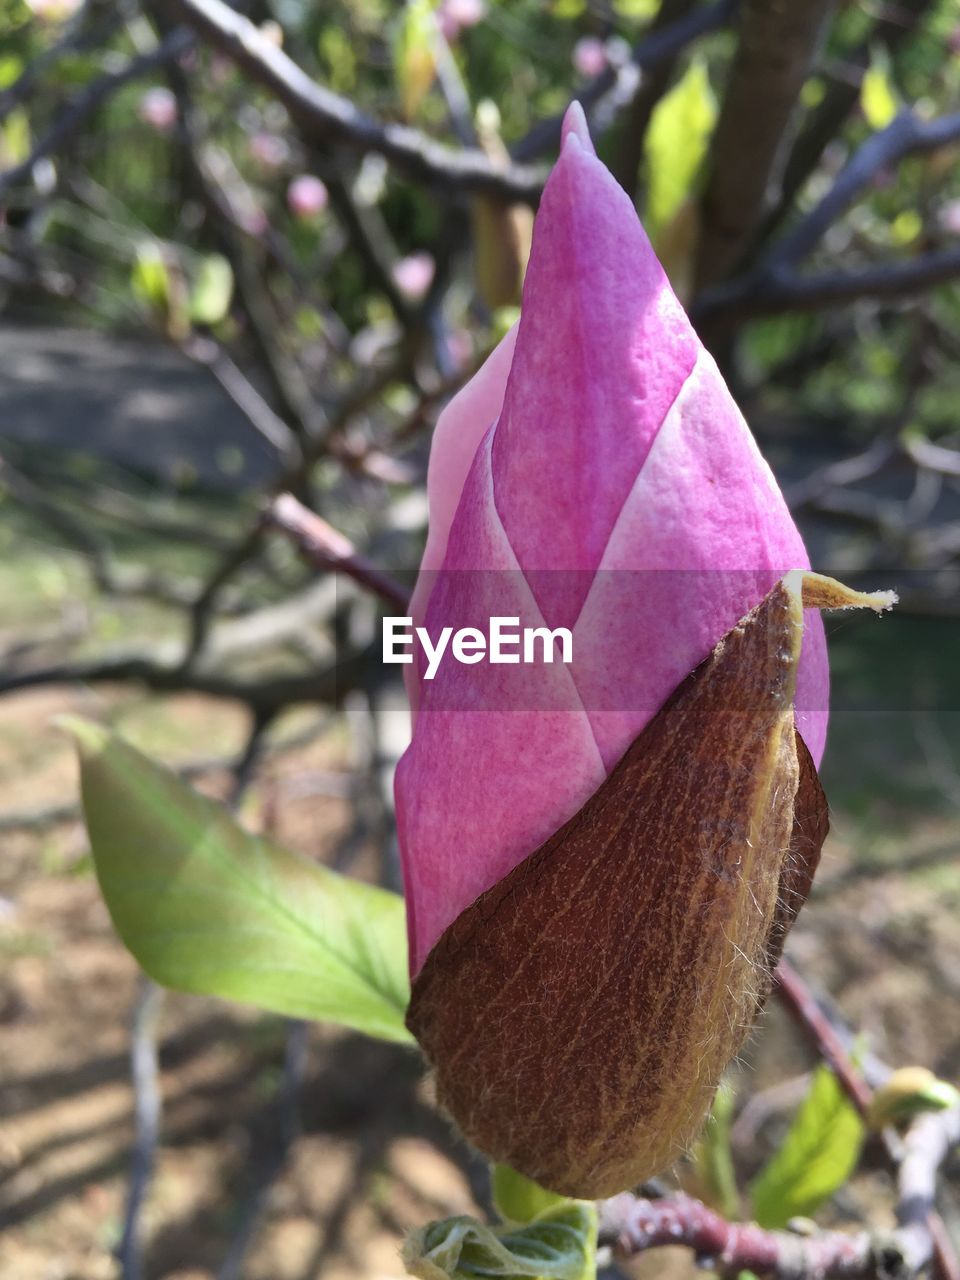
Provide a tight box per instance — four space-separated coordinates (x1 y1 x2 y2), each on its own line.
491 126 699 630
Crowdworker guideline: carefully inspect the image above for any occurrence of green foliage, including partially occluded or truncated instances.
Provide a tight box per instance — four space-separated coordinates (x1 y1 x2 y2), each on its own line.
67 718 412 1043
749 1067 864 1228
394 0 438 119
403 1200 598 1280
613 0 661 19
189 254 234 327
861 47 899 130
643 58 717 239
131 242 172 311
692 1081 739 1219
492 1166 568 1225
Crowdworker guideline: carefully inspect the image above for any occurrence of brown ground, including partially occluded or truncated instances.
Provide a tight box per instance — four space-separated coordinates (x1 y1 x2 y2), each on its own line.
1 686 959 1279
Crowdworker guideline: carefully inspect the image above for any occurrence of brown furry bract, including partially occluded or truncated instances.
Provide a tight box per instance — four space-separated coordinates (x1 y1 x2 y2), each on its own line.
406 579 829 1198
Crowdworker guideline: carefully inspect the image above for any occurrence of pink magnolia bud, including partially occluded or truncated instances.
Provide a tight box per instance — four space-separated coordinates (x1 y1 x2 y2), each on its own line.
139 87 177 133
397 102 828 976
395 104 860 1195
572 36 608 79
392 251 436 299
437 0 486 42
287 174 328 220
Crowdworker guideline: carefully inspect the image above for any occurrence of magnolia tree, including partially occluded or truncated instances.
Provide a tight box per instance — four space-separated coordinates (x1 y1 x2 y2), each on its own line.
3 0 960 1277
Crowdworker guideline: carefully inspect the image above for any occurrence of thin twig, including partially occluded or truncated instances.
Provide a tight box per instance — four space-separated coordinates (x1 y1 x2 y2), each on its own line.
600 1190 915 1280
155 0 545 203
0 30 194 202
268 493 411 611
117 978 164 1280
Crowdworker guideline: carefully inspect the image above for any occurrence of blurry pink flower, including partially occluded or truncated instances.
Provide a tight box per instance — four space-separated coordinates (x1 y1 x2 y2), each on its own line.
139 87 177 133
396 102 828 978
249 131 290 170
437 0 486 42
392 251 435 299
287 174 328 220
948 25 960 56
572 35 608 78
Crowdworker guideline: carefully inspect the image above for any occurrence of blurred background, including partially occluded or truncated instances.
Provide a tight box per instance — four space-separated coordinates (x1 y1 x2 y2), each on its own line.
1 0 960 1276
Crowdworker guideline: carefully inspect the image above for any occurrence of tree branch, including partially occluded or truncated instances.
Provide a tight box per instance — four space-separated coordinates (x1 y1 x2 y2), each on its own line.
268 493 411 611
0 30 193 202
693 109 960 322
695 0 837 289
154 0 545 203
599 1190 922 1280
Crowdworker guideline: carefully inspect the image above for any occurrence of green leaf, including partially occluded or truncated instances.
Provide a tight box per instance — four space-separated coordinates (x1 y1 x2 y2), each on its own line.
552 0 586 18
644 58 717 240
403 1201 598 1280
66 719 412 1043
749 1066 864 1228
394 0 437 120
861 48 898 130
1 107 29 166
613 0 661 18
131 242 171 310
189 253 234 326
692 1080 739 1219
492 1166 568 1225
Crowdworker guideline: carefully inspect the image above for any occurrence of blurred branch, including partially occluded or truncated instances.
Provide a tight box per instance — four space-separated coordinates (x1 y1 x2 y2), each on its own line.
268 493 411 611
0 646 367 713
0 2 122 123
765 112 960 271
0 29 193 203
695 110 960 322
216 1019 309 1280
512 0 739 163
118 978 164 1280
762 0 936 245
774 958 873 1115
154 0 545 203
695 0 837 290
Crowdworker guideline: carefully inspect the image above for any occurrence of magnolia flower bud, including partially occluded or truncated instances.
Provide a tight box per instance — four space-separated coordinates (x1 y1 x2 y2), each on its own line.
287 174 329 220
139 87 177 133
395 103 895 1196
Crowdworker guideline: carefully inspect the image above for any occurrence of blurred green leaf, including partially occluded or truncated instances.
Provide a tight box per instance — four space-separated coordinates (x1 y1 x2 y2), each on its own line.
692 1080 739 1219
644 58 716 240
67 718 412 1043
1 107 29 165
403 1200 598 1280
394 0 437 120
861 48 899 130
0 55 23 89
492 1166 568 1225
131 242 171 311
749 1066 864 1228
552 0 587 18
613 0 661 18
189 253 234 326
